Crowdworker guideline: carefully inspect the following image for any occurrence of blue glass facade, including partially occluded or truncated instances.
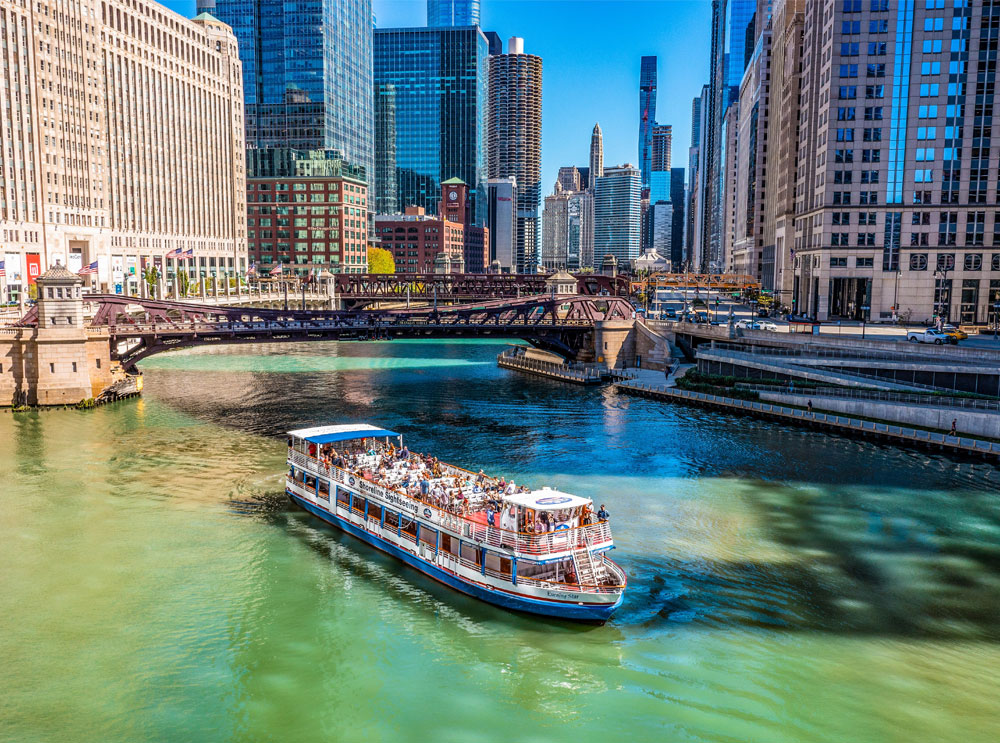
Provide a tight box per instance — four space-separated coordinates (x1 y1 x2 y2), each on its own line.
198 0 374 182
723 0 757 101
427 0 480 27
594 166 641 264
373 26 489 224
638 56 657 190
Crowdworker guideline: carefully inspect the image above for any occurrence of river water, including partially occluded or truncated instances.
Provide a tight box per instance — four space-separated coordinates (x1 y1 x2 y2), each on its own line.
2 339 999 742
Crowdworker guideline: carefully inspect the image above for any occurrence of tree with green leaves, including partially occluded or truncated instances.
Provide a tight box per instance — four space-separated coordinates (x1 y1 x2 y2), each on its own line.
367 246 395 274
142 265 160 297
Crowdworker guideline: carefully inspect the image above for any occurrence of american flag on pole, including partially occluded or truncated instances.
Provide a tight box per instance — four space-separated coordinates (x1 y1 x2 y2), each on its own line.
78 261 98 275
269 263 284 275
247 262 257 276
0 260 5 278
165 247 183 258
184 249 194 257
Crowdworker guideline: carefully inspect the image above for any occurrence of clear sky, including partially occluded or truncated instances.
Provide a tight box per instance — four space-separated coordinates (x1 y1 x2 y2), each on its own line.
165 0 712 194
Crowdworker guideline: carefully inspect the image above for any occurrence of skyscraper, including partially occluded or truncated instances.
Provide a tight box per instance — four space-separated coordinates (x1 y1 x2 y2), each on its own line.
0 4 246 299
594 166 641 266
638 56 658 190
486 178 517 271
697 0 757 272
686 94 703 269
427 0 480 27
489 37 543 272
670 168 687 271
557 167 583 193
198 0 374 182
541 186 571 271
649 125 673 204
589 123 604 189
374 26 490 223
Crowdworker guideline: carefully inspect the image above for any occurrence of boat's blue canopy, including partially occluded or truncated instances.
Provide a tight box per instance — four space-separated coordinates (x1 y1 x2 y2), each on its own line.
288 424 401 444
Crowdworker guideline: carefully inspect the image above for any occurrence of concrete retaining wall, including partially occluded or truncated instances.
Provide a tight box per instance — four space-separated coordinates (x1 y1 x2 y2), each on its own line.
759 391 1000 439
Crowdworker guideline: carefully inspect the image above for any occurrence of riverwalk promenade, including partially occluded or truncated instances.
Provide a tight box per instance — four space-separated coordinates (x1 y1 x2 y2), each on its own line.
615 379 1000 459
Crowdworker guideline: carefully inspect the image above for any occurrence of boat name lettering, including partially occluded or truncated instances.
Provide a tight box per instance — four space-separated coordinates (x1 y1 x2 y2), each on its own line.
366 484 418 514
544 590 581 600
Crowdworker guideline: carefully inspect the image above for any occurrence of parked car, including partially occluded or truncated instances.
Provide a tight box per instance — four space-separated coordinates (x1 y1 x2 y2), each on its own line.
906 328 956 345
940 324 968 341
734 319 779 331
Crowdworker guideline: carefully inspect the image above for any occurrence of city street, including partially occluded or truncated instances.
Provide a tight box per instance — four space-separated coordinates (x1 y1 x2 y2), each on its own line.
645 288 1000 348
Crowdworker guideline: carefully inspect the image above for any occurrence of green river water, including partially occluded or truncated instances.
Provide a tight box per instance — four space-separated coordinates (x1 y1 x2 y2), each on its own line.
2 339 999 742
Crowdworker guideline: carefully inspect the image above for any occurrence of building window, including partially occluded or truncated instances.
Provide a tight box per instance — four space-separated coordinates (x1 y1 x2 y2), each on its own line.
857 257 874 267
965 254 982 271
830 257 848 267
910 254 928 271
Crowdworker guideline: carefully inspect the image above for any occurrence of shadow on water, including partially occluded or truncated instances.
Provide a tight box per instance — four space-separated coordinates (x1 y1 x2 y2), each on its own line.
145 341 1000 642
234 490 612 635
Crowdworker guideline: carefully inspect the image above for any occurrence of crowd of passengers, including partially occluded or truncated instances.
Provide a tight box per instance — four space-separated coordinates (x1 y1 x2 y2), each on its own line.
304 440 608 533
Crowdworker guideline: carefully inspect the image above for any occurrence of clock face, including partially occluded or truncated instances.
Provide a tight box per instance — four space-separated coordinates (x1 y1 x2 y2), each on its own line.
448 190 458 201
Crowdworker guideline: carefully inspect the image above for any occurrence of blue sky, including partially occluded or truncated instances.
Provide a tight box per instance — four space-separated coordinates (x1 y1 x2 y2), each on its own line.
165 0 711 193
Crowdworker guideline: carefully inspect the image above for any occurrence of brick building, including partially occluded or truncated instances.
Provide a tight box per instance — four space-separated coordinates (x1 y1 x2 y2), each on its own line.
246 149 369 275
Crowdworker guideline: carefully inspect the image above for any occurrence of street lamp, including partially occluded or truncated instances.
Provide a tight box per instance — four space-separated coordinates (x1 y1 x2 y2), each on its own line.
993 301 1000 341
861 304 870 339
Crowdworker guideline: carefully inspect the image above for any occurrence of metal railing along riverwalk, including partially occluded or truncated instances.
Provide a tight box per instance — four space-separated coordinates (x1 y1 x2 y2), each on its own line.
733 384 1000 411
613 381 1000 457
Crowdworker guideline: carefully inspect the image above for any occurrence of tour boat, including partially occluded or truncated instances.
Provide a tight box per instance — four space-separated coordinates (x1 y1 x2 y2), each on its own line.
285 424 626 621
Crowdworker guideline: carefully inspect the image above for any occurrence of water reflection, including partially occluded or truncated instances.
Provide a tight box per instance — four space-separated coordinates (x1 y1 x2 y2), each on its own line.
2 339 998 743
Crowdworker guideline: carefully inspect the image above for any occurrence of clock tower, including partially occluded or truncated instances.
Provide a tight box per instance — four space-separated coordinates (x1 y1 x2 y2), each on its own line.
439 178 469 226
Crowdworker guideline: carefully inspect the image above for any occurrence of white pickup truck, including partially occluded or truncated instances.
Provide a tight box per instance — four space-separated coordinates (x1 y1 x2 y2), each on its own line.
906 328 955 345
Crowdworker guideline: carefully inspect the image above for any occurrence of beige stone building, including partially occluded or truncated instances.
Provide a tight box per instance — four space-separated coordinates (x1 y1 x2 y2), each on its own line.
790 0 1000 323
0 0 246 301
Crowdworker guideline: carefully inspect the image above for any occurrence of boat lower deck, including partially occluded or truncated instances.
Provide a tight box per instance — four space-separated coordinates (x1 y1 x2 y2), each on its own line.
288 490 624 622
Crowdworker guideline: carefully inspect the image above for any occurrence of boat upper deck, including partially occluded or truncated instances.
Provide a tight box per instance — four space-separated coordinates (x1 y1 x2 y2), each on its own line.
286 428 614 560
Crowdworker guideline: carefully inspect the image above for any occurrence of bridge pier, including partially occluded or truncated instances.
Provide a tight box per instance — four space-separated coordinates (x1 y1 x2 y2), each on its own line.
594 320 636 370
1 266 117 406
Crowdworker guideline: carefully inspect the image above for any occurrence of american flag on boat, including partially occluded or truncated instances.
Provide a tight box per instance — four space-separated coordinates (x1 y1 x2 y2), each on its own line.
78 261 98 275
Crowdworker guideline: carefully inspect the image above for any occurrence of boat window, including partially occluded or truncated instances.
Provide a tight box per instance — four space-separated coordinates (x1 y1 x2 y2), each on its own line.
288 466 296 479
368 503 382 522
317 480 330 498
484 552 511 578
419 526 436 547
303 474 316 490
439 533 457 555
351 496 366 515
460 542 480 566
287 436 293 448
384 509 399 529
401 516 418 538
336 488 350 508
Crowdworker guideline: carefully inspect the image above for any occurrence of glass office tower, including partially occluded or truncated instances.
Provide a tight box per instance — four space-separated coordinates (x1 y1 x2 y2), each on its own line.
638 56 657 190
197 0 374 183
374 26 490 224
427 0 480 27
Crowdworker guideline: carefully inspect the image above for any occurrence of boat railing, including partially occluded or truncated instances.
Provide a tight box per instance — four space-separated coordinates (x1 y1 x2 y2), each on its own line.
515 556 626 595
289 450 614 557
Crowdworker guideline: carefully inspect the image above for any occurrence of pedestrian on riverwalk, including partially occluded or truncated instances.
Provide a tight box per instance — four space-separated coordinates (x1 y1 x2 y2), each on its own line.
950 419 957 436
807 400 813 415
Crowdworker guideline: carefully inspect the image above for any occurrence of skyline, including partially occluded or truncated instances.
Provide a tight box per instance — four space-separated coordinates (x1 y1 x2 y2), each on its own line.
163 0 712 197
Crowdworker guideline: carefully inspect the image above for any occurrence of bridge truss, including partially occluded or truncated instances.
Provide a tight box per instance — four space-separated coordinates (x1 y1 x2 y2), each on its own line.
46 294 635 370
